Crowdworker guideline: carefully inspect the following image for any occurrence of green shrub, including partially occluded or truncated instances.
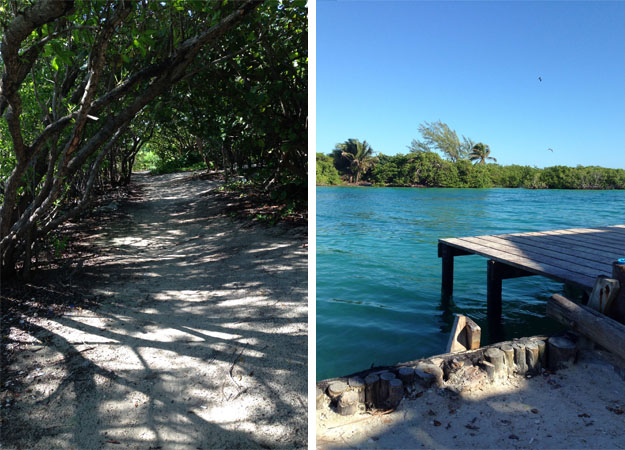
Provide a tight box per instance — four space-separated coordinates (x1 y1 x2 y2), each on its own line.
316 153 342 185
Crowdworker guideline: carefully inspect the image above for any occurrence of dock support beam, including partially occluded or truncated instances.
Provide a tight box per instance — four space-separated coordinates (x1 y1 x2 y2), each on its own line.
486 260 534 321
438 243 471 303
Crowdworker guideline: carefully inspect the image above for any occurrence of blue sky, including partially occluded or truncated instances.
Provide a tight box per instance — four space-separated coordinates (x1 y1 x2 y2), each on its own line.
316 1 625 168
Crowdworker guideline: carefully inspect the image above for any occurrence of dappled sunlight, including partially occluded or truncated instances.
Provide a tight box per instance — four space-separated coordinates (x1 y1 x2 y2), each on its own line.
3 172 307 448
111 236 156 247
183 326 243 342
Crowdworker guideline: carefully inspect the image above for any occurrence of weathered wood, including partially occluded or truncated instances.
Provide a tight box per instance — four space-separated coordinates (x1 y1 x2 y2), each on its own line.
588 276 620 314
499 344 515 374
482 360 496 380
327 380 347 400
337 390 358 416
444 237 595 288
465 317 481 350
547 335 576 370
547 293 625 362
387 378 404 409
535 339 547 368
447 314 467 353
364 374 379 409
512 342 527 374
378 372 396 407
489 233 622 268
439 222 625 291
416 362 444 387
525 341 540 374
414 367 437 388
611 261 625 323
397 367 414 385
474 235 613 276
484 347 505 379
348 376 366 405
447 314 482 353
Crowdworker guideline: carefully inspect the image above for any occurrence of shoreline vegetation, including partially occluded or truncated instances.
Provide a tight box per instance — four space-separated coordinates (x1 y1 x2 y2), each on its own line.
317 151 625 190
318 125 625 190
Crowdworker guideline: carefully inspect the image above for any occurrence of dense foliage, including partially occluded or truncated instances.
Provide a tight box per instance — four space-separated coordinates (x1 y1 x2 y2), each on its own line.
0 0 307 276
330 138 374 183
408 121 475 162
320 122 623 189
317 150 625 189
315 153 341 185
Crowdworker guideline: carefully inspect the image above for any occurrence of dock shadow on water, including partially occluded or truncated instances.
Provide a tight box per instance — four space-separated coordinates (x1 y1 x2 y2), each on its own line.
2 172 307 449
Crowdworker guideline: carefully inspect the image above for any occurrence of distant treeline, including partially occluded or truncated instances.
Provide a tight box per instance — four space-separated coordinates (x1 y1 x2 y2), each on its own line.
316 152 625 189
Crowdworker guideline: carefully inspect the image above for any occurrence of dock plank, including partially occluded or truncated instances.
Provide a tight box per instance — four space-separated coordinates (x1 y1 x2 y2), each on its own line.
475 235 613 273
441 237 596 288
440 224 625 292
498 234 624 263
534 229 625 253
458 236 602 282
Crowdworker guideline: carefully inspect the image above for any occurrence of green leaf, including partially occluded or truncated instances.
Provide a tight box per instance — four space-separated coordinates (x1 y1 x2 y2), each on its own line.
51 57 59 71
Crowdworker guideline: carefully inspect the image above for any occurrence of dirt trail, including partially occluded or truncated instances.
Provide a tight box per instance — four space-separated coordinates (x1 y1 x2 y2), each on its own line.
4 172 307 449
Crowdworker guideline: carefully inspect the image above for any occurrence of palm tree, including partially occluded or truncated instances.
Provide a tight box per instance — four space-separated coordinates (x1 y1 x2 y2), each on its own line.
469 143 497 165
332 139 375 183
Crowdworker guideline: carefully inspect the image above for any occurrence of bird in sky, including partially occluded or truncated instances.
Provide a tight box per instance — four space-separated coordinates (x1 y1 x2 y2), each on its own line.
538 76 542 82
548 148 554 152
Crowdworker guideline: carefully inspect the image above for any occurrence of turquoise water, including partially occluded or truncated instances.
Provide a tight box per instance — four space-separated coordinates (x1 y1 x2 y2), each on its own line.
316 187 625 380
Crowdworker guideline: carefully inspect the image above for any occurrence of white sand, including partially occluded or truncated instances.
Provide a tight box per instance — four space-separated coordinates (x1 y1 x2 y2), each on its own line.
317 349 625 449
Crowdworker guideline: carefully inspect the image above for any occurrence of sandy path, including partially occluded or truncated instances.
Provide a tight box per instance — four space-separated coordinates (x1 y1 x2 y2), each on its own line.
5 172 307 449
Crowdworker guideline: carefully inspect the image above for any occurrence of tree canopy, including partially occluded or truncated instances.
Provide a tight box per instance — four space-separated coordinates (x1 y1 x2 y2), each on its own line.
469 142 496 165
408 121 474 162
331 138 375 183
0 0 307 275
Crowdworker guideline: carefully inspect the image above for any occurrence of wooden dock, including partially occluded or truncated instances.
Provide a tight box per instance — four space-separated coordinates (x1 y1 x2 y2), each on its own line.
438 225 625 320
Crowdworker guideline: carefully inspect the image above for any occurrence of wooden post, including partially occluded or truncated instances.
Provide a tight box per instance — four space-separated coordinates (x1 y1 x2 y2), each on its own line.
440 244 455 303
378 372 396 408
487 261 533 324
512 342 527 374
525 341 540 374
611 261 625 323
588 276 620 314
482 360 496 380
499 344 515 374
337 391 358 416
535 339 547 368
364 374 379 409
547 336 576 370
327 380 347 401
398 367 414 386
484 347 505 379
487 260 503 321
347 377 366 411
387 379 404 409
465 317 481 350
416 362 444 387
